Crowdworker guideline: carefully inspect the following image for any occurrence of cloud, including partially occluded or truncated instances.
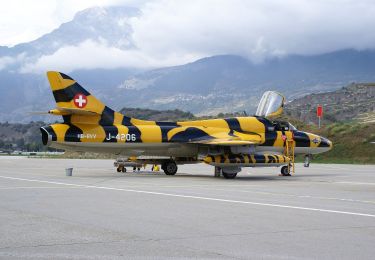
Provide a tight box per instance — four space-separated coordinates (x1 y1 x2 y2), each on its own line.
0 0 146 46
19 40 202 73
130 0 375 61
6 0 375 71
0 54 25 70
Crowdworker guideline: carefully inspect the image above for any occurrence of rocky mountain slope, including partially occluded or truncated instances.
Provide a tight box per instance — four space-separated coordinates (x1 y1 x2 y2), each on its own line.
118 51 375 116
285 83 375 124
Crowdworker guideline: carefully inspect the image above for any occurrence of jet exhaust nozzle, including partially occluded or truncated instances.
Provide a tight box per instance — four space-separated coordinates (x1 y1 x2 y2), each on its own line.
40 127 53 146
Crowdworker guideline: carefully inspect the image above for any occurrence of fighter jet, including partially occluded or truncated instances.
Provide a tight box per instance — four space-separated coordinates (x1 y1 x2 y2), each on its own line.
40 71 332 178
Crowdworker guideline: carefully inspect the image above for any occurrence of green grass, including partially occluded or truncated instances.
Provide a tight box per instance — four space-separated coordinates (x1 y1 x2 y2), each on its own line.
299 122 375 164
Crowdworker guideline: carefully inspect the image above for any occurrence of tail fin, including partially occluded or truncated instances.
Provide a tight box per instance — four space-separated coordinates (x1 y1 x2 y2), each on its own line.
47 71 109 115
47 71 122 125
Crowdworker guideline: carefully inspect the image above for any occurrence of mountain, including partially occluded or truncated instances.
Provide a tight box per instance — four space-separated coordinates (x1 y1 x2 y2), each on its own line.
1 6 375 122
116 50 375 116
0 6 139 59
119 107 195 121
0 6 142 123
285 83 375 124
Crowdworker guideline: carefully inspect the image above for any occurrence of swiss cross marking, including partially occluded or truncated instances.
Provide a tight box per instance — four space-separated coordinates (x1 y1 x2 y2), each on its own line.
73 93 87 108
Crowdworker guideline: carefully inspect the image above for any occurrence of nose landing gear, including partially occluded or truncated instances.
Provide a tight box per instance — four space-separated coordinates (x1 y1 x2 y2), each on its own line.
304 154 311 167
280 165 291 176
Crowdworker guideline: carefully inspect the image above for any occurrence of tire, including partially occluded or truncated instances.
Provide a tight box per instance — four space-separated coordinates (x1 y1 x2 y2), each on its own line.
222 171 237 179
122 167 127 173
116 167 121 173
280 166 290 176
163 161 178 175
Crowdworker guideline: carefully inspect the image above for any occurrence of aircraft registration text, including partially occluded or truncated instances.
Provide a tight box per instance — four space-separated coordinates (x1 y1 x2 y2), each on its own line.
106 133 137 141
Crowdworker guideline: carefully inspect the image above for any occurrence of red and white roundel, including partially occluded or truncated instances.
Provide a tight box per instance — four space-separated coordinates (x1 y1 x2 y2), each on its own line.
73 93 88 108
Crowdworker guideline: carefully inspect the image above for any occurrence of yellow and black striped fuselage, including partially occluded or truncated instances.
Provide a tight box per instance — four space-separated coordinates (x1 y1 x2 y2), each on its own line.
42 113 332 158
41 71 332 169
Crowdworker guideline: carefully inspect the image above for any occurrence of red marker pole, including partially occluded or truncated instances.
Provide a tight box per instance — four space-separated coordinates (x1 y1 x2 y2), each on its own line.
317 105 323 128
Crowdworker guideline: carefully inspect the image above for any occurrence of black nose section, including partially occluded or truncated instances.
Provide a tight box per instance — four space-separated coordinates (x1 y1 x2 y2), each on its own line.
319 137 333 149
292 131 310 147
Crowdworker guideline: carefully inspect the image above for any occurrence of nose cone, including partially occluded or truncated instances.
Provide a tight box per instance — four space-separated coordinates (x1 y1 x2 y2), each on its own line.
293 131 333 154
319 136 333 151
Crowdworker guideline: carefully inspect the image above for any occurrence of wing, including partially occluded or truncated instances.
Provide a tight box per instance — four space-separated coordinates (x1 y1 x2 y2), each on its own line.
191 138 260 146
167 126 262 146
189 133 261 146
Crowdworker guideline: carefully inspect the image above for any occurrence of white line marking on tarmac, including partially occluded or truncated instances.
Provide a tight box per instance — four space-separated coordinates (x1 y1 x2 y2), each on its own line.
0 186 83 190
193 187 375 204
335 181 375 186
1 175 375 218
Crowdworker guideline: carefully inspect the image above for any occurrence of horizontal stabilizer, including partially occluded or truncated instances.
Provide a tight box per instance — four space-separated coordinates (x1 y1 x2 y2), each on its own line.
50 107 99 116
28 111 50 115
29 107 100 116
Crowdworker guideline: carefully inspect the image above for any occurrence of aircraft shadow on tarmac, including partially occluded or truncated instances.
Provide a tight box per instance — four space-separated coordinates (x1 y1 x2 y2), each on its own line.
76 170 338 181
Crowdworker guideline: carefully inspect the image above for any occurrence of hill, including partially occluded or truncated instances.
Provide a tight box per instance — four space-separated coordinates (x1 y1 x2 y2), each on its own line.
0 108 199 153
285 83 375 124
116 50 375 116
296 122 375 164
120 107 195 121
0 121 46 152
1 81 375 164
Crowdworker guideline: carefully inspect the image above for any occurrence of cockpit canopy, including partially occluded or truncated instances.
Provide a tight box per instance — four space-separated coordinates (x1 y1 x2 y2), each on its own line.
272 121 298 131
255 91 285 118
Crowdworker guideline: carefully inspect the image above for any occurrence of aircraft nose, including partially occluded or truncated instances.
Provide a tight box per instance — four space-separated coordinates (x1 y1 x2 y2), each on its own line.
293 131 332 154
319 136 333 150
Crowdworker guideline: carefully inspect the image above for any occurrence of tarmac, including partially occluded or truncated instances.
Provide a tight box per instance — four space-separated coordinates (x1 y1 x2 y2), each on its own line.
0 156 374 259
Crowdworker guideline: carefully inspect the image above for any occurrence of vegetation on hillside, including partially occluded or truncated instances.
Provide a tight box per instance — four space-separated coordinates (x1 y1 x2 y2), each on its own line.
0 121 51 152
1 107 374 164
300 122 375 164
120 107 195 121
285 83 375 124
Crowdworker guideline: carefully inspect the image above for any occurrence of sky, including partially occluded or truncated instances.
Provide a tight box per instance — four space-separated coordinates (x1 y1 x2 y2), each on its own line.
0 0 140 46
1 0 375 72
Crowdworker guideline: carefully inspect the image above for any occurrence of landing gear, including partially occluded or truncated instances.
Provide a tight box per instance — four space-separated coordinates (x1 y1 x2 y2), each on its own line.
221 166 240 179
280 165 291 176
304 154 311 167
162 161 178 175
222 171 237 179
116 166 127 173
214 166 221 177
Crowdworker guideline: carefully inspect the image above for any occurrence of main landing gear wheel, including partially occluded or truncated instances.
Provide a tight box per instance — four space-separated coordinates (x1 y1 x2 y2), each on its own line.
122 167 127 173
280 166 291 176
222 171 237 179
162 161 178 175
116 167 121 173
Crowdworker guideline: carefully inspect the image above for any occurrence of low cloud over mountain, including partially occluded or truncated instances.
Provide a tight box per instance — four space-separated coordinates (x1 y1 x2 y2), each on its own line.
1 4 375 122
3 1 375 72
